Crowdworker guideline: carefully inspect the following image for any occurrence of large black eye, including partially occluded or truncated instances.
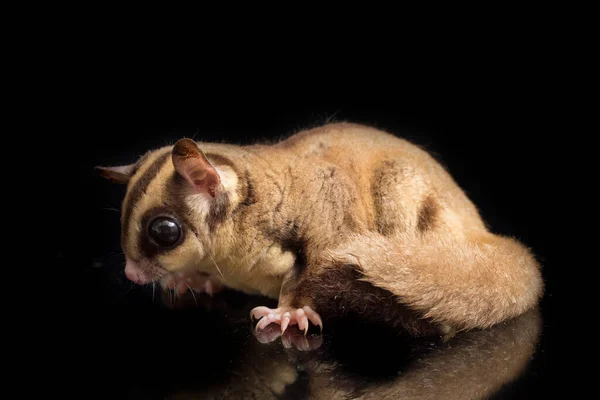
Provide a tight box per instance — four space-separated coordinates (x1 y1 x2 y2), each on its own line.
148 217 181 247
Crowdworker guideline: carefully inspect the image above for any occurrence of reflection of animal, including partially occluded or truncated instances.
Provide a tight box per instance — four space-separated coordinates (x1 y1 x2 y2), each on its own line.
164 307 543 399
304 309 543 400
97 122 543 336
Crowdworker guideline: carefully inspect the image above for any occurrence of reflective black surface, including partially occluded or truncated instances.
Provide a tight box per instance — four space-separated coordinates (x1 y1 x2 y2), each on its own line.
87 282 548 400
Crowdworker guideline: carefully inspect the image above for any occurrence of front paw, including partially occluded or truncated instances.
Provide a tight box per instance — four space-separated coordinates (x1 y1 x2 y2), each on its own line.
165 271 224 296
250 305 323 335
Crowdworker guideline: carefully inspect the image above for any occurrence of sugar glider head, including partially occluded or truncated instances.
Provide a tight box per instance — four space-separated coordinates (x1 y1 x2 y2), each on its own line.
96 139 238 287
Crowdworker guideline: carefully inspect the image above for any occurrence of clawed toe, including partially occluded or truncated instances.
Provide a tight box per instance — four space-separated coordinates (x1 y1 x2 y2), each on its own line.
302 306 323 333
250 306 276 321
250 305 323 335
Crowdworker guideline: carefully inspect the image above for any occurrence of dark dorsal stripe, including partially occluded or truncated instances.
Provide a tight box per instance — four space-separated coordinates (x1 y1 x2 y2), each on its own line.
121 151 171 248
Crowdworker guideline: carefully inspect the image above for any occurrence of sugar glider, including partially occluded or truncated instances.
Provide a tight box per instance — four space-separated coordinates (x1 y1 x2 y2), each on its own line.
97 122 543 336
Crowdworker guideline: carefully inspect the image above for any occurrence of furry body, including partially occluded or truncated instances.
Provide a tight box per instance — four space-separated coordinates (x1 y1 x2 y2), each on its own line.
98 122 543 335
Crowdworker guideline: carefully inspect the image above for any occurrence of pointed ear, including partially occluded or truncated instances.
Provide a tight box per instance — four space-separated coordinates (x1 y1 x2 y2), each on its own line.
172 139 221 197
95 164 135 184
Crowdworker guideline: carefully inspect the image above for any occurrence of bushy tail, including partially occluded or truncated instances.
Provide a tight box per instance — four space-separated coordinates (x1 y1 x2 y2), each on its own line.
327 231 543 331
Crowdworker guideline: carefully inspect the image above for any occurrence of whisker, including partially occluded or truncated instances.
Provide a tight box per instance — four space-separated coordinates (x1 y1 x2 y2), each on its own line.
184 282 198 307
125 275 141 294
152 271 169 304
103 207 121 213
155 270 172 307
208 253 225 279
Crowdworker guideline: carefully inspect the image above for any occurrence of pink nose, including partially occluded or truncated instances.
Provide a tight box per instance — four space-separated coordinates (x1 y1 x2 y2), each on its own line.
124 258 151 284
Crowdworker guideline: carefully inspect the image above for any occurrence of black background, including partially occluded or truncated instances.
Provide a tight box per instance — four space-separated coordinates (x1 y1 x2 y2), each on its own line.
75 70 566 398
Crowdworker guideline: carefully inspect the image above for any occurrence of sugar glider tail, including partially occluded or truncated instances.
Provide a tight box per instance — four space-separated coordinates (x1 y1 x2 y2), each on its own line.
326 231 544 332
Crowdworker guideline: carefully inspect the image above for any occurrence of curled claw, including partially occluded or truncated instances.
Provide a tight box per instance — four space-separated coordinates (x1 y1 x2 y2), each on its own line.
251 306 324 350
255 313 281 332
303 306 323 333
250 306 275 321
255 316 269 332
295 309 308 336
251 305 323 336
281 312 291 334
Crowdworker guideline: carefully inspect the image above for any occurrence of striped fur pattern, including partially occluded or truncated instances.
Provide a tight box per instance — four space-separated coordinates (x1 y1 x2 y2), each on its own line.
97 122 543 335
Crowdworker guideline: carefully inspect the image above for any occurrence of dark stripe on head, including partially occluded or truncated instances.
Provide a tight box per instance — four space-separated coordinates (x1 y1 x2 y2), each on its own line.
130 150 153 176
231 169 259 226
205 153 237 171
241 170 258 207
206 193 231 232
121 151 171 249
163 173 200 237
206 152 243 229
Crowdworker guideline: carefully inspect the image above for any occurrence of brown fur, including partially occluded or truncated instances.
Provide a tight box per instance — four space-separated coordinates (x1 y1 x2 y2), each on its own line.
292 262 439 336
99 122 543 335
417 196 438 232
